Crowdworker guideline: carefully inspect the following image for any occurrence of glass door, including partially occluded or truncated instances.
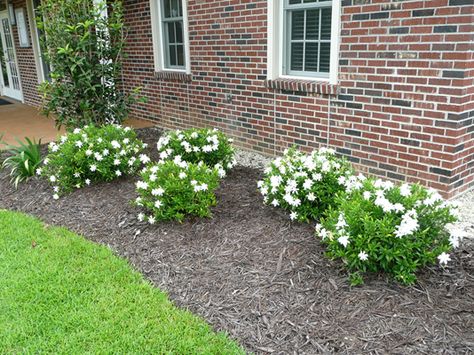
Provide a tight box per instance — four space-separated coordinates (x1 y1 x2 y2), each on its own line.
0 11 22 101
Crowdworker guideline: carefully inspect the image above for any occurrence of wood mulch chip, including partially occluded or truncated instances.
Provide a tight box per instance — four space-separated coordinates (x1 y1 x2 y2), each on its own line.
1 127 473 354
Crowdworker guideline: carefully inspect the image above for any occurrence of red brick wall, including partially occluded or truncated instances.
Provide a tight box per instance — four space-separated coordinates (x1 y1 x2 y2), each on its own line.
10 0 42 107
123 0 473 197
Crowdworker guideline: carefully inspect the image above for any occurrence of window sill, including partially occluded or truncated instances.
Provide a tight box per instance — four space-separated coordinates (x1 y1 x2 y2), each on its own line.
264 78 339 95
154 71 192 82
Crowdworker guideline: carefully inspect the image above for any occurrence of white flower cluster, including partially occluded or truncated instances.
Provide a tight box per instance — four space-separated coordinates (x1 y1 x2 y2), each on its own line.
317 176 462 267
156 128 236 175
136 157 217 224
39 125 146 199
258 147 352 221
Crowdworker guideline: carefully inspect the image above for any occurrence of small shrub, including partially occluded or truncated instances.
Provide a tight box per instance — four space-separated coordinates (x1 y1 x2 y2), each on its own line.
38 125 147 198
156 128 235 177
257 147 354 222
317 177 462 285
1 137 43 188
134 157 220 223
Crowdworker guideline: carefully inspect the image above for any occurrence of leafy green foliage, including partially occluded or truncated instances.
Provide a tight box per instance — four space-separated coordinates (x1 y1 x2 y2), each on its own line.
36 0 143 129
317 177 461 285
39 125 147 198
258 147 354 222
0 210 244 353
135 158 220 223
156 128 236 177
1 137 43 188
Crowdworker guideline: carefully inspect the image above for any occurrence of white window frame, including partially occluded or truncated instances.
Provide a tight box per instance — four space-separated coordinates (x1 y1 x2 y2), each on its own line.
267 0 340 84
26 0 49 83
150 0 191 74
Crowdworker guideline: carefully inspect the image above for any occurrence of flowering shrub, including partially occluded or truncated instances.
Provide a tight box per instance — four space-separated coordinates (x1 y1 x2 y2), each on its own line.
38 125 147 198
135 156 220 223
316 177 462 285
156 128 235 177
257 147 354 222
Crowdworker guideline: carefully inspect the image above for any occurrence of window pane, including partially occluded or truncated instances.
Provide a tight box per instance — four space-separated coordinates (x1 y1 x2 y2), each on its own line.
290 43 304 71
304 42 318 72
175 21 183 44
164 0 171 17
289 0 301 4
291 11 305 40
303 0 318 3
170 0 179 17
319 42 330 72
306 9 319 40
169 44 177 66
321 8 332 40
167 22 175 43
177 45 184 66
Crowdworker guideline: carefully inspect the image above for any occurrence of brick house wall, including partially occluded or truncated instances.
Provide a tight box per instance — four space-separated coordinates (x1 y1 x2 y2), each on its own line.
9 0 42 107
121 0 474 198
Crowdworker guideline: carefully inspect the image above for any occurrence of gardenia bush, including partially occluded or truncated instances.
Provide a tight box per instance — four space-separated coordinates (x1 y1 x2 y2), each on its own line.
38 125 148 198
316 177 462 285
257 147 354 222
156 128 236 177
134 156 220 223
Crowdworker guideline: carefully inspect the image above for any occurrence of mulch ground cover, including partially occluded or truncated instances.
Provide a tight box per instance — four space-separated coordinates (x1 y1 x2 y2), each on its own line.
1 127 473 354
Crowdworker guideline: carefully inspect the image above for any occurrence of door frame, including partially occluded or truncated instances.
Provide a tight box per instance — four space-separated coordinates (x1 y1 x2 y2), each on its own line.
0 9 24 102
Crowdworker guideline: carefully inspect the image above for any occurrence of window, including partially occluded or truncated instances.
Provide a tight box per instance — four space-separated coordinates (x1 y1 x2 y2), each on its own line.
267 0 340 84
27 0 51 83
150 0 190 73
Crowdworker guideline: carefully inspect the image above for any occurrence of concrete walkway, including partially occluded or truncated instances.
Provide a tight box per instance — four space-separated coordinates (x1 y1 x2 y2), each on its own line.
0 98 155 148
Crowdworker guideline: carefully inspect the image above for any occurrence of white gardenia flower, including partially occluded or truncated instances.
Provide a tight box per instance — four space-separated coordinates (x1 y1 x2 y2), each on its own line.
75 140 83 148
394 209 419 238
94 153 103 161
363 191 371 200
307 192 316 201
448 228 466 249
200 183 208 191
260 186 269 196
90 164 97 172
111 140 121 149
257 181 264 188
140 154 151 164
271 199 280 207
437 252 451 266
284 179 298 194
49 175 57 183
152 187 165 196
399 183 411 197
338 235 350 248
154 200 163 209
423 189 443 207
336 214 347 231
179 172 187 179
290 211 298 221
313 173 322 181
270 175 283 188
73 128 81 134
85 179 91 185
36 168 42 176
358 251 369 261
74 172 80 178
218 169 226 178
102 149 109 156
136 181 149 190
114 159 121 166
303 179 313 190
43 158 49 165
149 174 157 182
115 170 122 177
338 176 346 185
191 180 198 186
137 213 145 222
53 193 59 200
190 131 199 139
86 149 93 156
50 144 59 152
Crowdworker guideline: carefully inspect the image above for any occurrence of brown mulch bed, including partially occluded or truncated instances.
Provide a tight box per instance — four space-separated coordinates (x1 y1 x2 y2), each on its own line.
1 127 473 354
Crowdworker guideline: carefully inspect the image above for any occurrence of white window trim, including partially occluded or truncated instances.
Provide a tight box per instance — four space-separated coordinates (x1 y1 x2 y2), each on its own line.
150 0 191 74
267 0 340 85
26 0 46 83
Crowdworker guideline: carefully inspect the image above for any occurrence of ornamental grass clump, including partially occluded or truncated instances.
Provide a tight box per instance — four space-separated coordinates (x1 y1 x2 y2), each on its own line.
317 177 463 285
39 125 148 198
156 128 235 177
134 156 220 223
257 147 354 222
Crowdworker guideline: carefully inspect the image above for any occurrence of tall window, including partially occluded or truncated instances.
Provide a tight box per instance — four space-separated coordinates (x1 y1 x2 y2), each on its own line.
267 0 340 84
29 0 51 82
151 0 190 73
285 0 332 77
161 0 185 69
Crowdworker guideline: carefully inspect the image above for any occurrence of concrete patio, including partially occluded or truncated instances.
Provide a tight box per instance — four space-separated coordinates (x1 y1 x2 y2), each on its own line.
0 98 155 148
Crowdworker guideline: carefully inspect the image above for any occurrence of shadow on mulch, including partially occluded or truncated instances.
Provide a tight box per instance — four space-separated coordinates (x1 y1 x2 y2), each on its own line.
1 128 473 354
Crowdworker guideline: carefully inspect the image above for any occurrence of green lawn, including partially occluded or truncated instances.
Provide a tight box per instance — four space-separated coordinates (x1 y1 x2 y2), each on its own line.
0 210 243 354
